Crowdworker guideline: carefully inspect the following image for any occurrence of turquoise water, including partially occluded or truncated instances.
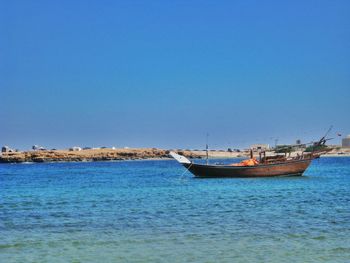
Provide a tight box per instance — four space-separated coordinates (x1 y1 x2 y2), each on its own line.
1 157 349 262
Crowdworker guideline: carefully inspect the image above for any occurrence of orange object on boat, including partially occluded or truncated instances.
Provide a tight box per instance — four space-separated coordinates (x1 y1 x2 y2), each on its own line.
230 158 259 166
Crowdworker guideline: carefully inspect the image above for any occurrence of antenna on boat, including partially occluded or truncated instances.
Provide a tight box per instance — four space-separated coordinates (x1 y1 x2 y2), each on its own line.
206 133 209 165
324 125 333 139
317 125 333 146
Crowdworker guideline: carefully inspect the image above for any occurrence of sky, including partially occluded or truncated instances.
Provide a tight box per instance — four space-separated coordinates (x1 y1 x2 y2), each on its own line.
1 0 350 150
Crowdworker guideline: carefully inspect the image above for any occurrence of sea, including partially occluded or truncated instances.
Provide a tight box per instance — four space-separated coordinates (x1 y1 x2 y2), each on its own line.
0 157 349 263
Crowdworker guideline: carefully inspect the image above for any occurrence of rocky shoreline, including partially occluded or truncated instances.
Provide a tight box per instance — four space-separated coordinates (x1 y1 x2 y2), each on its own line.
0 148 201 163
1 147 349 164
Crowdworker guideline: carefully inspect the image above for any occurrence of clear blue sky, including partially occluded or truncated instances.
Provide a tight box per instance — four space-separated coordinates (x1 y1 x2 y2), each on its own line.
1 0 349 150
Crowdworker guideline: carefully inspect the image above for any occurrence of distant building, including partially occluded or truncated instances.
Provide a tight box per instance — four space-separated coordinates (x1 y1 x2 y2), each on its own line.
228 148 241 152
293 139 306 150
2 146 12 153
32 145 46 151
69 146 82 151
342 135 350 148
250 144 270 151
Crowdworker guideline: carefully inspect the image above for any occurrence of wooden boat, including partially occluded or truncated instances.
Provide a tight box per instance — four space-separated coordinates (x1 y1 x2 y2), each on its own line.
170 136 331 178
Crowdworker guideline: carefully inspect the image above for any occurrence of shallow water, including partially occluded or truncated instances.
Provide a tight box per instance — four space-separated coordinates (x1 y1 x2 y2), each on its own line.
1 157 349 262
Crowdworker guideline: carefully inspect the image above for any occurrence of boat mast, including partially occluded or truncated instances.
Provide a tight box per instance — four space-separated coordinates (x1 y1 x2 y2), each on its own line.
206 133 209 165
317 125 333 146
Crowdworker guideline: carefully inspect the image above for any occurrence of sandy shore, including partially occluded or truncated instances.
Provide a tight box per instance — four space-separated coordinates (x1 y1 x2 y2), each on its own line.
1 148 349 163
0 148 200 163
189 150 248 158
190 149 350 158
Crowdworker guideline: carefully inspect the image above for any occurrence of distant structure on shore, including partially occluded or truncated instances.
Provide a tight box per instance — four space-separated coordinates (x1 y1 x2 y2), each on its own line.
1 146 18 153
342 135 350 148
69 146 82 151
2 146 13 153
250 144 270 151
32 145 46 151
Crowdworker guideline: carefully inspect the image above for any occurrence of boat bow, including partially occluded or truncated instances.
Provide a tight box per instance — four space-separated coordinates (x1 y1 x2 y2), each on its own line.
169 151 192 164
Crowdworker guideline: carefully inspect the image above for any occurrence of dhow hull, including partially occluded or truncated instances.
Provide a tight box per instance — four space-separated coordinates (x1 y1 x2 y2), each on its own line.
183 159 312 178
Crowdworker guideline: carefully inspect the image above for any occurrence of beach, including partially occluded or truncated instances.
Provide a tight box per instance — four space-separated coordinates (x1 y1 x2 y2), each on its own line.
0 148 200 163
1 147 349 163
